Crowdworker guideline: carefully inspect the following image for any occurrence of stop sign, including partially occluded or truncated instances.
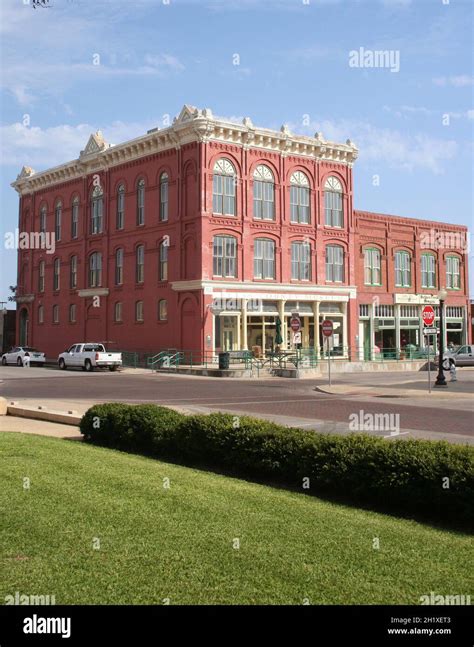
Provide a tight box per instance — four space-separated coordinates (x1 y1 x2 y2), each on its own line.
322 319 333 337
290 316 301 332
422 305 435 327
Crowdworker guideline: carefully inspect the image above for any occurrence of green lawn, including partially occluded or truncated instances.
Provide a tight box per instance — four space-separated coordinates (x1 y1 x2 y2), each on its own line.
1 432 472 605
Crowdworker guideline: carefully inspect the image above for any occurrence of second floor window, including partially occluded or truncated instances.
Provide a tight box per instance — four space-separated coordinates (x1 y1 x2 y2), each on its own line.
213 159 236 216
117 184 125 230
291 241 311 280
159 241 168 281
395 251 411 287
290 171 310 224
52 304 59 324
136 245 145 283
137 179 145 225
115 248 124 285
89 252 102 287
364 248 381 286
253 165 275 220
55 202 62 241
324 177 343 227
91 186 103 234
135 300 144 322
158 299 168 321
39 206 46 234
326 245 344 282
160 173 169 221
213 235 237 278
69 304 76 323
446 256 460 289
70 255 77 289
114 302 123 322
53 258 60 291
38 305 44 324
71 198 79 239
38 260 45 293
421 253 436 288
254 238 275 280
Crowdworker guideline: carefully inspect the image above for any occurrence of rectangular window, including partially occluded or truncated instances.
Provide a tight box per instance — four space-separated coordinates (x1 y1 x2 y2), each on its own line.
70 256 77 289
395 252 411 287
71 202 78 238
326 246 344 282
160 244 168 281
91 198 103 234
291 242 311 280
53 260 60 291
69 304 76 323
290 187 310 224
114 302 122 322
52 305 59 323
117 190 124 230
421 254 436 288
137 184 145 225
38 262 45 293
55 207 61 241
158 299 168 321
135 301 144 322
213 236 236 278
160 181 168 221
115 249 123 285
364 249 381 286
136 246 144 283
254 239 275 279
253 181 274 220
40 210 46 234
325 191 343 227
446 256 460 289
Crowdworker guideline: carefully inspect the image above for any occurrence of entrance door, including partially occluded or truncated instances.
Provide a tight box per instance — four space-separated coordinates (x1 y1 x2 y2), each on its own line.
223 330 234 351
19 309 29 346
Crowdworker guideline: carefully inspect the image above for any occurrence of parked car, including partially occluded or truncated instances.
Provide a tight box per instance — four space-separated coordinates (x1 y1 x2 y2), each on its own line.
57 343 122 372
445 344 474 367
1 346 46 367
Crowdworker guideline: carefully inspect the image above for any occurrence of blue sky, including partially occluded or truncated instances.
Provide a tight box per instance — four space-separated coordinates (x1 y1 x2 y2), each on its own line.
0 0 472 303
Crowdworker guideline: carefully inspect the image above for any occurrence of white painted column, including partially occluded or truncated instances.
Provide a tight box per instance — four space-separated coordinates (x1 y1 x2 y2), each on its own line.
278 300 286 350
241 299 248 350
312 301 320 357
236 313 241 350
395 304 401 357
369 303 375 360
342 301 348 358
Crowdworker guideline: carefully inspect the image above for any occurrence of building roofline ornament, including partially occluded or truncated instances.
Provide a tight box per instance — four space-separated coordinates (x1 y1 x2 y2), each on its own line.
11 105 359 195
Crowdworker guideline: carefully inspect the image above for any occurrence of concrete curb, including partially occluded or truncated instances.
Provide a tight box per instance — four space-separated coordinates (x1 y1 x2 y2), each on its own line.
6 402 81 426
314 384 471 398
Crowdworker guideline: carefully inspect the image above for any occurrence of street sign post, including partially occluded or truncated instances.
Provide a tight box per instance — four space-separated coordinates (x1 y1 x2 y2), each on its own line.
321 319 334 386
292 331 302 345
422 306 436 394
290 313 301 350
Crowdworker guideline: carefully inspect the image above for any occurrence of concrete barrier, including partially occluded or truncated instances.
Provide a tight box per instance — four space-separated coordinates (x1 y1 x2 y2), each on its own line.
7 404 81 426
0 397 7 415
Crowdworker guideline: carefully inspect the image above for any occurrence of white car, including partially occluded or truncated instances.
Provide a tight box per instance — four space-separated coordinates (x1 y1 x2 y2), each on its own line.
1 346 46 367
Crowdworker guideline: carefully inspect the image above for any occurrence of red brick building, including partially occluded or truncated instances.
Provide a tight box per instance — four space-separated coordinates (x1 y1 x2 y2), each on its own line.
12 105 470 360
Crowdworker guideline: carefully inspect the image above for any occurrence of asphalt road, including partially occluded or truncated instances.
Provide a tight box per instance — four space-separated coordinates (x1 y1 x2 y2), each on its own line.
1 366 472 440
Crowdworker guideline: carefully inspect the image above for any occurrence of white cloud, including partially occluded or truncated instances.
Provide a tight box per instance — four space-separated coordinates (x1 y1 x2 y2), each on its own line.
433 75 474 87
288 117 458 174
1 120 156 171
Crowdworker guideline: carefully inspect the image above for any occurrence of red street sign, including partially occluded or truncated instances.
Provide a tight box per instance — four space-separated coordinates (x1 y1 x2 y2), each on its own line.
322 319 333 337
422 305 435 327
290 316 301 332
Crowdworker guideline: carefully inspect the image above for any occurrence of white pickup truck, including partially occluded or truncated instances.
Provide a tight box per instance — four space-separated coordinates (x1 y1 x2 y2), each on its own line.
58 343 122 372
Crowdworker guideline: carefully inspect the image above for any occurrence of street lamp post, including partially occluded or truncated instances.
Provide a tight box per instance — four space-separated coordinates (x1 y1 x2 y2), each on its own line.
435 288 448 387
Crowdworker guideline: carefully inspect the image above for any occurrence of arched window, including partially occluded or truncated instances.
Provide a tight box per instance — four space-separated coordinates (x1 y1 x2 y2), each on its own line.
117 184 125 230
38 260 45 293
135 300 144 322
253 165 275 220
160 173 169 221
89 252 102 287
158 299 168 321
136 245 145 283
290 171 310 224
291 241 311 280
324 177 343 227
326 245 344 282
71 197 79 239
254 238 275 279
91 186 103 234
114 302 123 322
421 253 436 288
39 206 47 234
446 255 460 289
137 179 145 225
213 235 237 278
213 159 236 216
364 248 381 286
159 240 168 281
52 304 59 324
54 201 62 241
53 258 60 291
38 305 44 324
70 255 78 289
115 248 124 285
395 251 411 287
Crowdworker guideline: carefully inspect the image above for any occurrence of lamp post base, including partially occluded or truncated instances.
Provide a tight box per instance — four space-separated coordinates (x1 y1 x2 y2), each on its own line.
434 377 448 387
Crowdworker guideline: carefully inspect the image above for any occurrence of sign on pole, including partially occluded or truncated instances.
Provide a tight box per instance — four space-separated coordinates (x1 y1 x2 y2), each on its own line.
290 315 301 332
422 306 436 393
292 331 302 345
321 319 333 386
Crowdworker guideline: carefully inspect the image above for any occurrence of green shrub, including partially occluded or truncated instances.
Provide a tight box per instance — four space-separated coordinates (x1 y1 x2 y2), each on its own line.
80 404 474 529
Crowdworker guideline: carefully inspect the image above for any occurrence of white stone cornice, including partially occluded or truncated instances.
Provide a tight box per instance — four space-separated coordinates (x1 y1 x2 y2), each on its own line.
12 105 359 195
171 279 357 299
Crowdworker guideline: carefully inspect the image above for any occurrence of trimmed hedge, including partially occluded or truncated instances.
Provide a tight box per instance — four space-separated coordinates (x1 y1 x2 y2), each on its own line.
80 403 474 529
